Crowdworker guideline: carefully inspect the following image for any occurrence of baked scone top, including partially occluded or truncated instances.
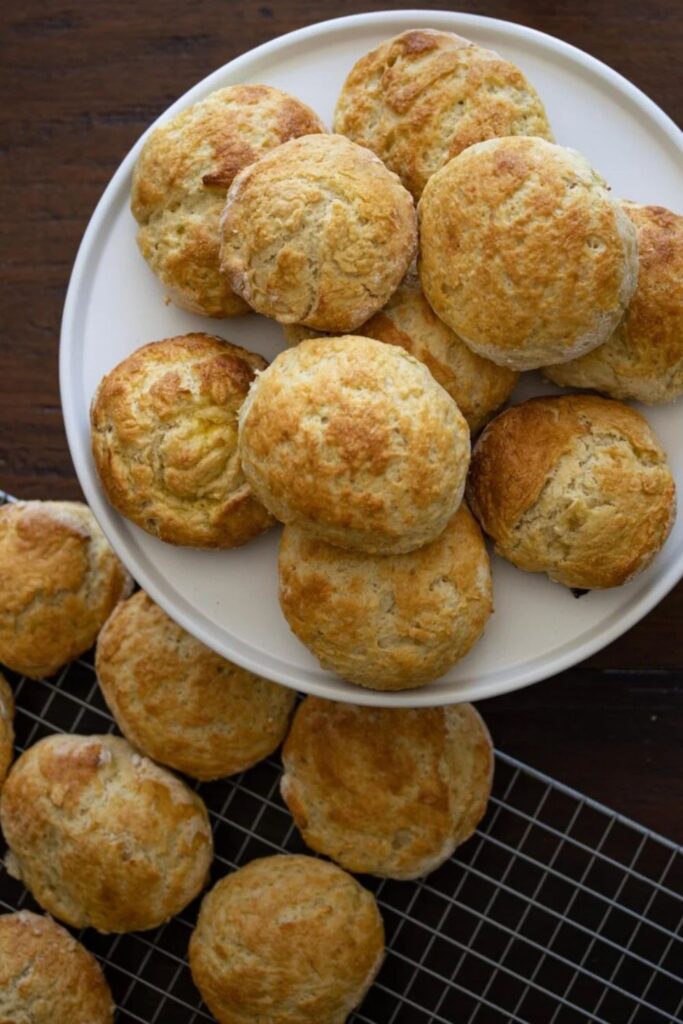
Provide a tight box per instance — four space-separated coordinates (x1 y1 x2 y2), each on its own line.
0 672 14 791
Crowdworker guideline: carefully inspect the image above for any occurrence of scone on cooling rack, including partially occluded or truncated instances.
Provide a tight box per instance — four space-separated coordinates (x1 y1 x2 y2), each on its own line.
281 698 493 879
96 590 296 780
90 332 275 548
0 911 115 1024
0 501 132 680
189 855 385 1024
278 504 492 690
0 673 14 791
220 133 417 332
0 734 213 933
131 84 325 317
467 395 676 590
238 334 470 554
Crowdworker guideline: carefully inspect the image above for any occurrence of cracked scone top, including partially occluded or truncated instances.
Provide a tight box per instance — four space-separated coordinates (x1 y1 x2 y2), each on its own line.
220 133 417 332
0 911 114 1024
466 395 676 590
0 734 213 933
419 137 639 370
0 501 132 680
238 335 471 554
131 84 325 317
0 673 14 792
334 28 553 199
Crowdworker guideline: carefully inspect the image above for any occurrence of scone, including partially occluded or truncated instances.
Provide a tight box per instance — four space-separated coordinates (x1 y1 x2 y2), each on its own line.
220 133 417 332
96 591 296 780
239 335 470 554
279 505 492 690
467 395 676 590
0 734 213 933
0 673 14 791
419 137 639 370
282 270 518 433
189 855 384 1024
334 28 553 199
0 501 132 680
132 84 325 317
90 333 275 548
544 202 683 402
0 911 114 1023
281 699 493 879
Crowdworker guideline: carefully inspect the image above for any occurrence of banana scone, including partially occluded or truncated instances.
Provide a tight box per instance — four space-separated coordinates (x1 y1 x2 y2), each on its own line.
0 734 213 933
544 202 683 402
0 673 14 791
334 27 553 199
90 333 275 548
419 137 639 370
0 501 132 680
132 84 325 317
189 855 384 1024
279 505 492 690
220 133 417 332
467 395 676 589
281 698 493 879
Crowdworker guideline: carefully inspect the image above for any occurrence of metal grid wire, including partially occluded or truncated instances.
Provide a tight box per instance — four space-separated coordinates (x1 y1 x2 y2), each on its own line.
0 502 682 1023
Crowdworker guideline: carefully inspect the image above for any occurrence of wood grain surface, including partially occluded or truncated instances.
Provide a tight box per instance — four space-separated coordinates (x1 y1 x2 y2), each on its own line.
0 0 681 840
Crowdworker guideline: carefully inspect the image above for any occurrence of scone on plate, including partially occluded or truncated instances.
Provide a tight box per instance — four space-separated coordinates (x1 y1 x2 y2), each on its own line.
0 501 132 680
334 28 553 199
189 855 384 1024
0 911 114 1024
0 734 213 933
0 673 14 791
96 591 296 780
90 333 275 548
467 395 676 590
220 133 417 332
281 698 493 879
279 504 492 690
419 137 639 370
131 84 325 317
238 335 470 554
544 202 683 403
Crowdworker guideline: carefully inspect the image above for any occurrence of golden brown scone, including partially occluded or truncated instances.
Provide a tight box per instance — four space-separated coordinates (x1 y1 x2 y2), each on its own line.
90 333 275 548
467 395 676 590
279 505 492 690
96 591 296 780
239 335 470 554
334 28 553 199
189 855 384 1024
131 84 325 317
282 699 493 879
0 911 114 1024
0 501 132 680
0 673 14 791
0 734 213 933
419 137 639 370
544 202 683 403
282 270 518 433
220 133 417 332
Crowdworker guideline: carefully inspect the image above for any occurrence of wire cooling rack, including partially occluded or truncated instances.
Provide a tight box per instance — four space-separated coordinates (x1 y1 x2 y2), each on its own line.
0 501 682 1023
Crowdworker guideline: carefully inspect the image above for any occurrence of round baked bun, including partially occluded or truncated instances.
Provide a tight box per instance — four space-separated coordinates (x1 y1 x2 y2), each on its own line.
91 333 274 548
334 28 553 199
0 911 114 1024
220 133 417 332
279 505 492 690
96 591 296 780
0 673 14 791
419 137 639 370
131 85 325 317
189 855 384 1024
544 202 683 403
467 395 676 590
0 501 132 680
0 734 213 933
281 699 493 879
239 335 470 554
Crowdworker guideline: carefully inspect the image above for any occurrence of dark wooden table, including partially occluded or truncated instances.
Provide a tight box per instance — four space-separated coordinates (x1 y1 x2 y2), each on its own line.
1 0 681 842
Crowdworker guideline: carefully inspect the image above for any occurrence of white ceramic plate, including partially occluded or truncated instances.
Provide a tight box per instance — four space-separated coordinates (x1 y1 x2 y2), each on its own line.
60 10 683 707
